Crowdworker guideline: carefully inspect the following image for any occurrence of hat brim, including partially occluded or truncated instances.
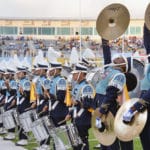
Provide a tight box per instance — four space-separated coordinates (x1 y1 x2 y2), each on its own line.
71 70 87 74
48 67 62 71
35 67 48 70
16 70 27 73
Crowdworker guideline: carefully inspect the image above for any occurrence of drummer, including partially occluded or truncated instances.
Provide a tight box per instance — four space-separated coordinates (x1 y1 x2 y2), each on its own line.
35 61 50 149
15 65 31 146
0 68 7 135
3 68 17 140
65 64 95 150
94 54 133 150
48 61 68 127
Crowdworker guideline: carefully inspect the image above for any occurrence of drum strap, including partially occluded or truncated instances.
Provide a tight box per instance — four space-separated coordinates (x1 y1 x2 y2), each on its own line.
37 99 45 106
0 95 3 101
77 108 84 117
39 99 44 105
49 100 52 111
19 97 25 105
73 107 77 118
52 101 59 110
7 96 14 103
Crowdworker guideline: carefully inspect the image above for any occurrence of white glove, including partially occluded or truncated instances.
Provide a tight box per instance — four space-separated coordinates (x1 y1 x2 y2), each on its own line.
95 117 102 128
123 109 137 122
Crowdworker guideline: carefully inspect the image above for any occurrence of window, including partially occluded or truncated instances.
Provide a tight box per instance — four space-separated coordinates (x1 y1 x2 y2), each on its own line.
0 26 18 35
135 27 141 34
23 27 37 35
130 27 136 35
81 27 93 35
38 27 55 35
56 27 71 35
94 27 98 35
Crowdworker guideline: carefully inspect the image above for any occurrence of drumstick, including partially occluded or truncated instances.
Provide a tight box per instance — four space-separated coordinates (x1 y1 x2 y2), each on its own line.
58 119 66 125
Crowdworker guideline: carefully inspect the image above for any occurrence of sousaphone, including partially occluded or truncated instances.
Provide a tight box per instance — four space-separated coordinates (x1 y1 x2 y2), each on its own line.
114 98 148 141
96 3 130 40
145 3 150 30
92 108 116 146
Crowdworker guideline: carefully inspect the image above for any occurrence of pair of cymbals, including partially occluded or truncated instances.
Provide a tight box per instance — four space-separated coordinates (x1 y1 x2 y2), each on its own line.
96 3 130 40
92 98 147 145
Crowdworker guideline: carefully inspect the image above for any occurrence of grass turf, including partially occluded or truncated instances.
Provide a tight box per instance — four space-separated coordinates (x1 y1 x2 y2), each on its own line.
0 128 142 150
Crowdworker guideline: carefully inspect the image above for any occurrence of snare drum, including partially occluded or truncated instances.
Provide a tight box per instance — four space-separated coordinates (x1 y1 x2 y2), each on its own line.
19 109 37 132
55 123 82 149
2 109 17 129
31 117 50 142
67 123 82 147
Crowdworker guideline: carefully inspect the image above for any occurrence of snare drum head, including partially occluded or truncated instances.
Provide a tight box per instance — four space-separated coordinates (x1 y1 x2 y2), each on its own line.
31 118 50 142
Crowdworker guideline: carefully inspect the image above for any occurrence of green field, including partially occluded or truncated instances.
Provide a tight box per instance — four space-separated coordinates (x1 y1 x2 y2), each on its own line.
1 128 143 150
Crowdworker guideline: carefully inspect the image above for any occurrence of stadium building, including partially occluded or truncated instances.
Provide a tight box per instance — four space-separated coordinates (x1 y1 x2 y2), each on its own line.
0 19 144 40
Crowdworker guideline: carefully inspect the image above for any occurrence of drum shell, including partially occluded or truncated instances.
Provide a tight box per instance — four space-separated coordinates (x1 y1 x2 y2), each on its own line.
19 110 37 132
31 118 50 142
2 109 18 129
55 123 82 148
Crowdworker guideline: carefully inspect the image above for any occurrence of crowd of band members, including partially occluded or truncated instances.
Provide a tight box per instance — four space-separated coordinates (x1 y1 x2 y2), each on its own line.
0 58 95 150
0 23 149 150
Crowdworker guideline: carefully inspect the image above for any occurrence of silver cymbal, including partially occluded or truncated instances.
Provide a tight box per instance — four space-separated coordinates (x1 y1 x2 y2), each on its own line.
96 3 130 40
114 98 148 141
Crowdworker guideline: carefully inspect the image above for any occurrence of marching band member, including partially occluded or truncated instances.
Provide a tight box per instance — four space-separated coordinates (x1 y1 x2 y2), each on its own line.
123 64 150 150
0 68 7 134
35 61 50 150
48 62 68 127
65 64 95 150
94 54 133 150
3 68 17 140
123 24 150 150
15 65 31 146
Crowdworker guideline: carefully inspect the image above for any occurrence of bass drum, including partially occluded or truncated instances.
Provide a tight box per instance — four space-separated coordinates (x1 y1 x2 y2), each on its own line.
86 67 102 88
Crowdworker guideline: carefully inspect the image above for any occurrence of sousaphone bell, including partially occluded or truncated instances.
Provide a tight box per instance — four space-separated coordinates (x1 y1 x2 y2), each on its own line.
114 98 148 141
92 108 116 146
96 3 130 40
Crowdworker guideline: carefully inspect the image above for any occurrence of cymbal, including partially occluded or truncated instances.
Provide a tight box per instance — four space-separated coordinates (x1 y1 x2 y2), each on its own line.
92 108 116 146
96 3 130 40
114 98 148 141
145 3 150 30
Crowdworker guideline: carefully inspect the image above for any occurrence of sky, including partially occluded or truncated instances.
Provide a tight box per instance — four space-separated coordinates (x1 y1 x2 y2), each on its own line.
0 0 149 19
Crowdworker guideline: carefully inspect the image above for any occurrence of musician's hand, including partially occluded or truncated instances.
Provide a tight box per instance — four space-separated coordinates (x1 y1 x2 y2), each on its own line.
19 87 24 95
65 114 71 121
123 109 137 123
95 117 102 128
95 117 105 132
5 80 9 88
